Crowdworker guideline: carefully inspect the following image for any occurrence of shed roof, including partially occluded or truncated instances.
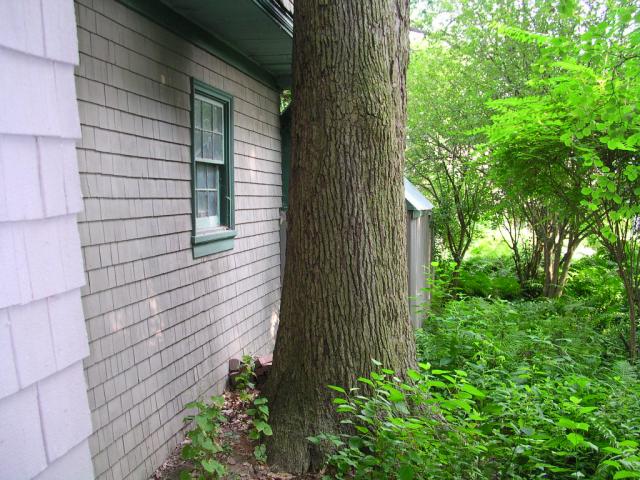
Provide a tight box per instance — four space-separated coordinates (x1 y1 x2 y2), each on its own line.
405 178 433 211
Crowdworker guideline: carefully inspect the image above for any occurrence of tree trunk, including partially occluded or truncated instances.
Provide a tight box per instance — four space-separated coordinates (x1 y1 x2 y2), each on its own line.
266 0 415 473
620 267 638 363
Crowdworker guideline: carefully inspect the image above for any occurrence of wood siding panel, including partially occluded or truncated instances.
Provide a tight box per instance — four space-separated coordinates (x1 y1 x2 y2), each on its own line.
75 1 283 479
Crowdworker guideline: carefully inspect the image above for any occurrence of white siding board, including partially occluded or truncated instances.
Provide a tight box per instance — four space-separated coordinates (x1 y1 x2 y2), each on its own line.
0 310 19 399
38 362 93 462
8 300 57 387
0 0 93 478
0 385 48 479
33 440 95 480
0 0 45 58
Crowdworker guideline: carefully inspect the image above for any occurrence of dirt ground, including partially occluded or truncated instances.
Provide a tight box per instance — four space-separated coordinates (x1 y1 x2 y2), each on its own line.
150 390 322 480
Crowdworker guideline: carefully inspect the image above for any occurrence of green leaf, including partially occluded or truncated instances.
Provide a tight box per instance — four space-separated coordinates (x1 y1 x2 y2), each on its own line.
358 377 375 387
613 472 640 479
387 387 404 402
398 465 415 480
327 385 346 394
201 459 217 473
460 384 486 398
566 432 584 447
195 416 211 432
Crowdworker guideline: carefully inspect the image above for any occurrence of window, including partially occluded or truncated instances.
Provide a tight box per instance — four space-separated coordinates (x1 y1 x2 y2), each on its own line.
191 79 235 257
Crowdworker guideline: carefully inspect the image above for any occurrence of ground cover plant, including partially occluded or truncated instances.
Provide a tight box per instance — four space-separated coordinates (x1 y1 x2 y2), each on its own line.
315 294 640 479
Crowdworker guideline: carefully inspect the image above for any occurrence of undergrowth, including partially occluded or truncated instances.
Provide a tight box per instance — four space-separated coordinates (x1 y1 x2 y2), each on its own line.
315 295 640 479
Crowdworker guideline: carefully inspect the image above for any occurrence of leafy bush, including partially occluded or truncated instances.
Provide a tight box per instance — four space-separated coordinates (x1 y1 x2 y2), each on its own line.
315 297 640 479
247 396 272 462
180 396 227 479
234 354 257 402
417 297 640 479
310 363 488 480
565 254 625 311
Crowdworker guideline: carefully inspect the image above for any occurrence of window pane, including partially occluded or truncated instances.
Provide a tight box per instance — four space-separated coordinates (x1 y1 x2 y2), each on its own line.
213 105 223 133
202 132 213 159
194 100 202 129
208 191 218 218
213 133 223 162
196 163 206 188
202 102 212 131
194 130 202 159
207 165 218 190
196 191 207 217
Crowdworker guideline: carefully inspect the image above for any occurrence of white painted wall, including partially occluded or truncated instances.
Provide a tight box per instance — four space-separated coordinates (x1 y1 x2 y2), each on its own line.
0 1 94 478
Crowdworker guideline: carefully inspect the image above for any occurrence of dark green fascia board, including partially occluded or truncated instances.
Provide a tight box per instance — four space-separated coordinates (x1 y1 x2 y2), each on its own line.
192 230 238 257
118 0 280 90
190 78 236 259
251 0 294 37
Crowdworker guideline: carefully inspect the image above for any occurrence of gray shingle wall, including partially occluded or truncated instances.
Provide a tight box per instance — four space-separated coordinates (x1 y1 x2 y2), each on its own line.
74 1 282 478
0 0 94 478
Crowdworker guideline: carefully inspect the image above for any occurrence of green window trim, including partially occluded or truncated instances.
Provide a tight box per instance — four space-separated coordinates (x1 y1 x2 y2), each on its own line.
191 79 235 258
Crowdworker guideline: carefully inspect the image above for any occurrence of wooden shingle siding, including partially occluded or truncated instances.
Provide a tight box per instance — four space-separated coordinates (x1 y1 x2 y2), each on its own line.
74 0 283 478
0 0 94 478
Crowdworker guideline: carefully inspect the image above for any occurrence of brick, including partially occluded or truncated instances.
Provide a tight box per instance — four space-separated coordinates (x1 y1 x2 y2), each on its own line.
33 440 95 480
9 299 56 387
48 289 90 369
38 362 93 462
0 385 48 479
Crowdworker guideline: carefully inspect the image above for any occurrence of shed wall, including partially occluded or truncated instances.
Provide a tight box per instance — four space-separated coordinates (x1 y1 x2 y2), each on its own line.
74 1 282 478
0 0 94 478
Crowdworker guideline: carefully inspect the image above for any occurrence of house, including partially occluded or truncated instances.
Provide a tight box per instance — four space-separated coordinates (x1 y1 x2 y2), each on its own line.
0 1 293 478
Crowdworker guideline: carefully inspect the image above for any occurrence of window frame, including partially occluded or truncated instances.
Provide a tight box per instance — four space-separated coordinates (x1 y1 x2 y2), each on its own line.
191 79 236 258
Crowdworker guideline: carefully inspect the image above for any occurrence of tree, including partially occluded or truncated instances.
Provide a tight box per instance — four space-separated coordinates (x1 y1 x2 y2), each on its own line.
406 43 492 269
266 0 416 472
496 198 543 289
407 0 578 272
485 113 594 297
484 0 640 356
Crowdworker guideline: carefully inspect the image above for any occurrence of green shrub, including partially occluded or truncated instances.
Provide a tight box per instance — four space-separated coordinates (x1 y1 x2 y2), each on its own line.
314 297 640 479
565 254 624 311
310 363 487 480
247 396 272 462
234 354 257 402
180 396 227 479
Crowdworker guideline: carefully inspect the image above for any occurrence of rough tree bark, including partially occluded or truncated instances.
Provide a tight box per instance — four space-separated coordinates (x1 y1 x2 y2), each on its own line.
265 0 416 473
